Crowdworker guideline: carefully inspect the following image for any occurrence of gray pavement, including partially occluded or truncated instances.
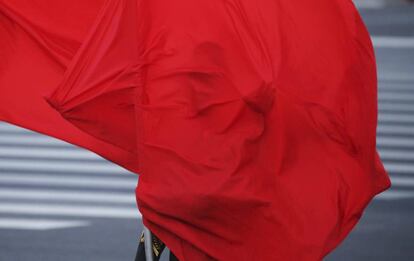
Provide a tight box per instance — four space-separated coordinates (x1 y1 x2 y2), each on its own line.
0 3 414 261
0 123 142 260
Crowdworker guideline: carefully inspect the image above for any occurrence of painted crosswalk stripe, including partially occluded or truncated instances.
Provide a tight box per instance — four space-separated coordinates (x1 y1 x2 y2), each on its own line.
379 93 414 102
0 147 100 160
379 149 414 161
378 72 414 82
375 190 414 200
377 125 414 137
383 163 414 175
372 36 414 49
378 137 414 149
0 174 137 189
353 0 386 9
0 158 131 175
379 113 414 124
0 123 32 132
379 103 414 114
0 188 135 204
390 176 414 187
0 203 141 219
379 81 414 91
0 135 72 146
0 218 90 230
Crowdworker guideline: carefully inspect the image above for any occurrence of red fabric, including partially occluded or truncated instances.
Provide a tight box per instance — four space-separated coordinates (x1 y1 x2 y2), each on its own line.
0 0 139 173
0 0 391 260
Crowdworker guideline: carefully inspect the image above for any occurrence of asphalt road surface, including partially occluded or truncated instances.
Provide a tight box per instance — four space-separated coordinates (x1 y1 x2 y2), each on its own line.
1 3 413 261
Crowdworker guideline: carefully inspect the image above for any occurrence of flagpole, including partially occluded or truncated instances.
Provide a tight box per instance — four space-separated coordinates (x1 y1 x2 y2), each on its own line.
143 225 154 261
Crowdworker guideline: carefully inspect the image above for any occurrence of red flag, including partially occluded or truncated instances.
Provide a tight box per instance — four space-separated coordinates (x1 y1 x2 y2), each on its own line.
0 0 391 260
0 0 139 173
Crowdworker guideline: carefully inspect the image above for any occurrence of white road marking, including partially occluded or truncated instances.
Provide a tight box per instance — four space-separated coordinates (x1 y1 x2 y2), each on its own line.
353 0 386 9
379 103 414 114
0 203 141 219
0 158 131 175
378 72 414 82
0 135 72 146
390 176 414 187
372 36 414 49
377 125 414 137
0 123 32 133
379 92 414 102
379 113 414 124
0 174 137 189
378 137 414 149
0 147 100 160
0 218 90 230
375 190 414 200
0 188 135 204
384 163 414 175
379 149 414 161
379 81 414 91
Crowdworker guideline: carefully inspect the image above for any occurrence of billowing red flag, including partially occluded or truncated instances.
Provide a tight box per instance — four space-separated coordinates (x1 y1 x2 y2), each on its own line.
0 0 391 260
0 0 139 173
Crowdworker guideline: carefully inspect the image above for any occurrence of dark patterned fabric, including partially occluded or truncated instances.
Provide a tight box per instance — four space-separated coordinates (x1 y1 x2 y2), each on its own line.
135 230 179 261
